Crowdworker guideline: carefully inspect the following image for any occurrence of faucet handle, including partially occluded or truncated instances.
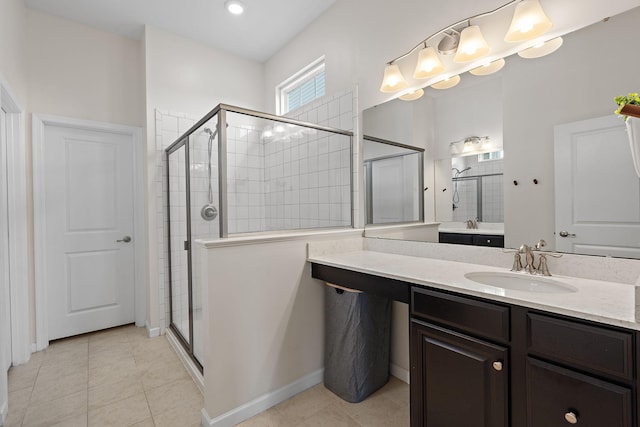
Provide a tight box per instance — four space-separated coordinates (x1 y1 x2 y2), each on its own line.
511 252 523 272
534 239 547 250
536 254 551 276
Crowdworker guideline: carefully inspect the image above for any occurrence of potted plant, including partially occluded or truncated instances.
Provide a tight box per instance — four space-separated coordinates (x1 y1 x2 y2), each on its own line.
615 92 640 177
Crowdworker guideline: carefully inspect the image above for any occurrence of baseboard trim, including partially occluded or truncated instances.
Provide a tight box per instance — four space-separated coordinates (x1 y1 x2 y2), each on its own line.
1 400 8 425
390 363 410 384
145 320 160 338
165 329 204 394
201 369 324 427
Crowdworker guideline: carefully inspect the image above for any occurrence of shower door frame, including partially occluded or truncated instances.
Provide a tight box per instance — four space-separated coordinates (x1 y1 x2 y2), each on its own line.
165 137 200 371
164 104 354 371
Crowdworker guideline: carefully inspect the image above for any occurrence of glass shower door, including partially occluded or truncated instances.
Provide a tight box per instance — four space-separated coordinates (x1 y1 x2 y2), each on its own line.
167 142 192 348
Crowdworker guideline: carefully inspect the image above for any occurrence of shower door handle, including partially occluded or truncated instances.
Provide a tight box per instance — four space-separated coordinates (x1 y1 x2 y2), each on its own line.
117 236 132 243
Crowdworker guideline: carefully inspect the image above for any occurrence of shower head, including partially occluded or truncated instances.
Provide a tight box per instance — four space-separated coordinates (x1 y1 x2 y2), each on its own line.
204 123 230 137
452 166 471 176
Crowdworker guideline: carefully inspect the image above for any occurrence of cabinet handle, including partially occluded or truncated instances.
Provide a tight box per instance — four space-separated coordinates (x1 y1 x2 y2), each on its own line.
492 361 503 371
564 411 578 424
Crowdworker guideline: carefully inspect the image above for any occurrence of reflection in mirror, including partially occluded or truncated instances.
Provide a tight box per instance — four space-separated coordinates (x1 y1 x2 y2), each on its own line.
361 5 640 258
363 135 424 225
450 150 504 223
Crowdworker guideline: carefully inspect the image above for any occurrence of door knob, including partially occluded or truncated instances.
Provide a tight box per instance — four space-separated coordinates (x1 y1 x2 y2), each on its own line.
558 231 576 238
564 411 578 424
117 236 132 243
492 361 503 371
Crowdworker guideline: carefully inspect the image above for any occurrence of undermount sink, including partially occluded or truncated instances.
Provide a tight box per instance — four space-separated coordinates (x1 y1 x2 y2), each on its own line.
464 271 578 294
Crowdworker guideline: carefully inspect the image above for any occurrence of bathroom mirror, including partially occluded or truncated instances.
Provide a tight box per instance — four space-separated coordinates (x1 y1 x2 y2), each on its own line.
362 5 640 258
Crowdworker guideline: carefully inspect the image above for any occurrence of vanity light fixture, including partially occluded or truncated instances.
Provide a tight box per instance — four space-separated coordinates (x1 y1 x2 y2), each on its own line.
378 0 553 94
504 0 553 42
470 58 506 76
225 0 245 15
454 25 490 63
413 46 445 79
380 63 409 93
517 36 563 58
399 89 425 101
450 136 492 155
431 75 461 90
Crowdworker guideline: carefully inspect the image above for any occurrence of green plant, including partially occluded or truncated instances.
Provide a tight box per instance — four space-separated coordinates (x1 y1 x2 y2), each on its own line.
614 92 640 121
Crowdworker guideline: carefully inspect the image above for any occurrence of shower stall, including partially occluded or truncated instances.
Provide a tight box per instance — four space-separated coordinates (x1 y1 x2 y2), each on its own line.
165 104 354 368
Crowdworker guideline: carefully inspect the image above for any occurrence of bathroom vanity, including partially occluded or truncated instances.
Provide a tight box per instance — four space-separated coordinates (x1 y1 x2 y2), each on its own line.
310 250 639 427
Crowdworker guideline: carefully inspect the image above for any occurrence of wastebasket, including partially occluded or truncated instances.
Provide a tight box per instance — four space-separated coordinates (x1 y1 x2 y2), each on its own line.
324 283 391 403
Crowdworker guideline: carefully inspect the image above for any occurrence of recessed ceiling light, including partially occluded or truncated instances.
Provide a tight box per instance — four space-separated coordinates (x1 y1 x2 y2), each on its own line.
225 0 244 15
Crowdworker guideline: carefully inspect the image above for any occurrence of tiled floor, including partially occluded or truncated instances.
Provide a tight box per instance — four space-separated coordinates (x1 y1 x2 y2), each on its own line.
236 377 410 427
5 325 203 427
5 324 410 427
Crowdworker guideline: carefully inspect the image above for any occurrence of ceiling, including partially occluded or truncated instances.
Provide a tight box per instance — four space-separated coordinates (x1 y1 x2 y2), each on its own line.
23 0 337 62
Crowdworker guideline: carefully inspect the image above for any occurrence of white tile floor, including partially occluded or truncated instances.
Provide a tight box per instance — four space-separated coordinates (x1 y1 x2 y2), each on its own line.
5 325 410 426
5 325 202 427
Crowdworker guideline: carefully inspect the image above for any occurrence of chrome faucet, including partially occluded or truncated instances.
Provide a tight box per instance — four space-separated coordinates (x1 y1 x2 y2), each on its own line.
510 240 560 276
466 218 478 229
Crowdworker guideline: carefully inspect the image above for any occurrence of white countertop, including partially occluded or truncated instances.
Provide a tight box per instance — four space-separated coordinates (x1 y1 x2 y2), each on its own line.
308 250 639 331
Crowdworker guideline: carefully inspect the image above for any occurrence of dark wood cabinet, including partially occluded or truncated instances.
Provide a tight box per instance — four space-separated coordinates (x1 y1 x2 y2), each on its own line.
408 287 638 427
410 320 508 427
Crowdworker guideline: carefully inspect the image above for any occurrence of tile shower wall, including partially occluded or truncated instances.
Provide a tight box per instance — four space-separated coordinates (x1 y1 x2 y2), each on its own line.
227 126 266 234
269 88 356 230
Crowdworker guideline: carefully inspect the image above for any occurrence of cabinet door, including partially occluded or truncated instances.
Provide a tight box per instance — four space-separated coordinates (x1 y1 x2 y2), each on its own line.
527 357 632 427
411 321 508 427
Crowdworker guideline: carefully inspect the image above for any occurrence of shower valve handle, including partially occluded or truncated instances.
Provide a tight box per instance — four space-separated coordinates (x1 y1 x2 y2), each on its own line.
117 236 132 243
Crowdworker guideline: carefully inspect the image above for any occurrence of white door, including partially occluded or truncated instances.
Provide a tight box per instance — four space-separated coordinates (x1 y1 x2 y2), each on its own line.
554 115 640 258
42 123 135 340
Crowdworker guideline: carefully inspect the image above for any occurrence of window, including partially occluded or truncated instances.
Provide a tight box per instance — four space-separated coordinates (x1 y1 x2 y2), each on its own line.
276 57 325 115
478 150 504 162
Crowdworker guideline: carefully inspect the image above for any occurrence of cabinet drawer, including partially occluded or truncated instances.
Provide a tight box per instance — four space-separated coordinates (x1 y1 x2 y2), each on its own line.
528 313 633 381
411 288 510 343
527 357 632 427
439 232 473 245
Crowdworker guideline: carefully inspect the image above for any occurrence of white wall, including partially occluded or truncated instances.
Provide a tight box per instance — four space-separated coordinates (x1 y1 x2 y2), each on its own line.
0 0 27 102
200 237 329 424
143 25 265 331
363 100 414 147
27 10 144 126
